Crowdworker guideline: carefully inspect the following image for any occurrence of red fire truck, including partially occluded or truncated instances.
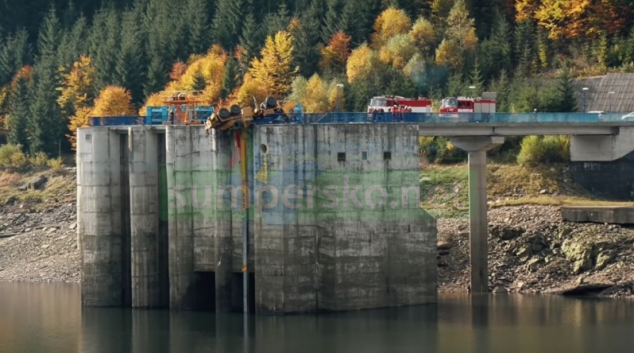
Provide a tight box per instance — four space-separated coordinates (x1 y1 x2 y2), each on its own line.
439 92 497 120
367 96 433 114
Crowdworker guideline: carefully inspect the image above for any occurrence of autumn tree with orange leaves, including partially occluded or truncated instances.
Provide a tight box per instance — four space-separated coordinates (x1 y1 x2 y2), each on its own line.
248 31 297 99
57 56 95 118
92 86 135 117
320 31 352 74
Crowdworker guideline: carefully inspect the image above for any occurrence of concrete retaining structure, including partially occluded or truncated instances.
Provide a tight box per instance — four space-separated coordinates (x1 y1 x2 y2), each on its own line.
561 206 634 224
77 124 438 313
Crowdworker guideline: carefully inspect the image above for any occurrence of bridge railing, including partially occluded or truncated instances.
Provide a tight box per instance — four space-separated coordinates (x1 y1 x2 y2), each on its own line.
251 112 631 125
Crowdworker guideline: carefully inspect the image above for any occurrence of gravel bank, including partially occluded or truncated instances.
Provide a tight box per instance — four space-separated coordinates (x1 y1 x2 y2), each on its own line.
0 203 79 283
438 205 634 297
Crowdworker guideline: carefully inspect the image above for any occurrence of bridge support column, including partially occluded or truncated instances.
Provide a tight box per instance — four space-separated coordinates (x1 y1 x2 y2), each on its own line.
450 136 504 293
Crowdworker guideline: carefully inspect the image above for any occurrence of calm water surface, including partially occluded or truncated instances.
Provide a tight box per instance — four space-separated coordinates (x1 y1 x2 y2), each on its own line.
1 283 634 353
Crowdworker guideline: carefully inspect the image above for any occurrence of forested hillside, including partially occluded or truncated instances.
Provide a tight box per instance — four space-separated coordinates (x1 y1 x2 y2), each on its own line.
1 0 634 156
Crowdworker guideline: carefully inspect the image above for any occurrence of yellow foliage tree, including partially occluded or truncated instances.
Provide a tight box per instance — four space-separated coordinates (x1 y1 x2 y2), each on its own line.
371 7 412 48
66 107 92 151
319 31 352 74
236 73 268 107
410 18 436 53
249 31 297 98
435 0 477 70
346 44 381 83
177 44 227 103
92 86 135 117
379 34 417 70
57 56 95 116
303 74 329 113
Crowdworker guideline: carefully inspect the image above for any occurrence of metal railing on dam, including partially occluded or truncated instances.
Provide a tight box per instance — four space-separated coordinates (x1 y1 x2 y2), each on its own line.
90 112 634 126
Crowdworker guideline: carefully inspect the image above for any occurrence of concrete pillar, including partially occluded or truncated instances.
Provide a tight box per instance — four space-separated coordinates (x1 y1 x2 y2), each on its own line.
77 127 123 306
450 136 504 293
128 127 161 308
212 129 234 312
166 126 195 309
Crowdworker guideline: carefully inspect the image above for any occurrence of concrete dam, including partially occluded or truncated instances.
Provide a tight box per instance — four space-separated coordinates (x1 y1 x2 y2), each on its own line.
77 124 437 313
77 116 634 313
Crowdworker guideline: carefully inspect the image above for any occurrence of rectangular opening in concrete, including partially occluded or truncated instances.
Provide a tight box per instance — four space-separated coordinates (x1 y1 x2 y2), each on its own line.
384 151 392 160
120 134 132 307
337 152 346 162
193 272 216 311
157 133 170 308
362 151 367 160
231 273 255 313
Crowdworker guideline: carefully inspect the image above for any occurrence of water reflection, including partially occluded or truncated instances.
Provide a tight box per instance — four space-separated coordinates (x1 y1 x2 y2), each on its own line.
1 283 634 353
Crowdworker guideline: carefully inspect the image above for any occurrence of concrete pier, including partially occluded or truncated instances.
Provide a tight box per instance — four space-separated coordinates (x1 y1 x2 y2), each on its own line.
451 136 504 293
78 124 438 312
77 128 124 306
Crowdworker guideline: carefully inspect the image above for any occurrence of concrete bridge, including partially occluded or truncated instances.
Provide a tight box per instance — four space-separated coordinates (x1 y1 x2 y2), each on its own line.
77 114 634 313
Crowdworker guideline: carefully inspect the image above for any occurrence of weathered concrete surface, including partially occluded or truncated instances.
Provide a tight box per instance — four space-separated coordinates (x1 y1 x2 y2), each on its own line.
77 127 124 306
128 127 161 308
451 137 504 294
570 127 634 162
570 150 634 201
561 206 634 224
254 124 437 313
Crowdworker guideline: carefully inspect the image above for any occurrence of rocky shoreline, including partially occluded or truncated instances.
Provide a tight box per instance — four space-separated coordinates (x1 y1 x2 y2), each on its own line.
1 199 633 297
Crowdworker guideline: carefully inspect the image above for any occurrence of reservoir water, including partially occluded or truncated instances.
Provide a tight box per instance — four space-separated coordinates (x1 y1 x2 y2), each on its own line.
1 282 633 353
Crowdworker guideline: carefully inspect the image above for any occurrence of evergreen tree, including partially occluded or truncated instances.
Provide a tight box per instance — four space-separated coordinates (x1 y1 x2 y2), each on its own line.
57 15 88 71
28 7 64 155
556 68 578 112
293 0 323 77
184 0 209 54
239 11 264 66
513 20 533 68
88 7 120 92
0 29 32 87
212 0 244 51
7 73 30 149
144 57 167 98
470 0 497 39
469 59 484 96
265 2 290 37
114 5 146 105
446 72 463 97
322 0 341 42
488 69 510 112
221 57 238 99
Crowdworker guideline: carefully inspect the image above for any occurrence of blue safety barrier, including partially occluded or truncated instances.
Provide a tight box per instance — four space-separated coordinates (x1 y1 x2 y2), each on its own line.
90 116 145 126
145 106 215 125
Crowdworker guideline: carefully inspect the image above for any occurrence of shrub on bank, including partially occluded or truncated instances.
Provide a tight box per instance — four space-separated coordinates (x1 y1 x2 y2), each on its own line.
0 144 66 172
419 137 467 164
517 136 570 166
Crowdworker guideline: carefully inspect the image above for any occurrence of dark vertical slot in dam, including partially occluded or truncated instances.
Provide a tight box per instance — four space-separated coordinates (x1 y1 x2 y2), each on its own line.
194 272 216 311
157 133 170 308
120 134 132 307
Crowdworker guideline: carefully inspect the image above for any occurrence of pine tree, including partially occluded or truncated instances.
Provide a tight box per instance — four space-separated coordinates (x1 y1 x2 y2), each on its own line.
28 7 64 155
212 0 244 51
7 71 31 149
221 57 238 99
322 0 341 43
488 69 510 112
144 57 167 98
446 72 463 97
184 0 209 54
89 7 120 92
115 5 146 105
0 29 32 87
239 11 264 65
57 15 88 71
556 68 578 112
469 59 484 96
293 0 323 77
265 2 290 38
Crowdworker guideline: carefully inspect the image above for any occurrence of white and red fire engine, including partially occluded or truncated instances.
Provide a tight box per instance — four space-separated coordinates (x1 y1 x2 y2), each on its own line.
439 92 497 118
367 95 432 114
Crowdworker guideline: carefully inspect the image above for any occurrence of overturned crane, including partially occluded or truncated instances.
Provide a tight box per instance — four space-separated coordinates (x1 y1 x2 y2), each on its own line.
204 96 298 132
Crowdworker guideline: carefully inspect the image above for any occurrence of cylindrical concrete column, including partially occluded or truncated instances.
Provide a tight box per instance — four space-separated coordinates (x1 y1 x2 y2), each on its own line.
78 127 123 306
468 150 488 293
166 126 195 309
129 127 161 308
